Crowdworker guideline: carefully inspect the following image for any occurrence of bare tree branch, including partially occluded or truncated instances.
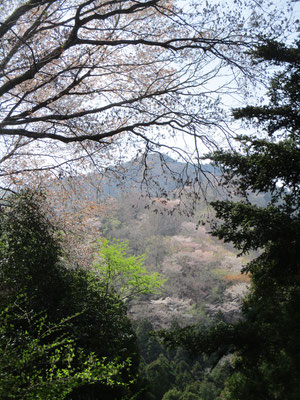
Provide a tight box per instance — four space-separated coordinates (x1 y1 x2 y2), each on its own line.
0 0 294 190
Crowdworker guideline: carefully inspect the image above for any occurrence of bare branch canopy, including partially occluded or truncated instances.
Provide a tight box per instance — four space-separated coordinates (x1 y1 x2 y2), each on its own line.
0 0 294 185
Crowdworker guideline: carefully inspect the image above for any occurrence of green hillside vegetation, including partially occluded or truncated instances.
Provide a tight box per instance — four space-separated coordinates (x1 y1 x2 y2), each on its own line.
98 192 251 327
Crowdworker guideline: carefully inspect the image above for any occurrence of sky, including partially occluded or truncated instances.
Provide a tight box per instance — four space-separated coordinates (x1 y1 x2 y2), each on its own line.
163 0 300 161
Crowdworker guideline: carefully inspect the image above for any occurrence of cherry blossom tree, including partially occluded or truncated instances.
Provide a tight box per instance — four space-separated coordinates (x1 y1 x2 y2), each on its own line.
0 0 294 192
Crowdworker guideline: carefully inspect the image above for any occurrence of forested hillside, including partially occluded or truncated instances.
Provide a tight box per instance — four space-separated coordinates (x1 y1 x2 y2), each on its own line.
44 154 257 327
98 190 251 327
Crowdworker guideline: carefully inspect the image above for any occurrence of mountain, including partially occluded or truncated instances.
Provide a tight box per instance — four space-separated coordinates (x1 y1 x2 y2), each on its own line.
53 153 221 201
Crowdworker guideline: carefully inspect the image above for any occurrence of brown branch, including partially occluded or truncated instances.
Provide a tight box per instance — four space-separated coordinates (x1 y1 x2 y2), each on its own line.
80 0 159 26
0 4 51 75
0 0 53 39
0 45 63 97
0 118 173 143
3 88 171 125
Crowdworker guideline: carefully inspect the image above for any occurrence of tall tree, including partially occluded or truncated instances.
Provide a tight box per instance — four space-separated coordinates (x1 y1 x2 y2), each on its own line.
205 39 300 399
161 39 300 399
0 0 292 192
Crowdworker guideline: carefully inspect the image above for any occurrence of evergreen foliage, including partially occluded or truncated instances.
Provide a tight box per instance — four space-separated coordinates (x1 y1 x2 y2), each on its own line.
135 319 231 400
160 39 300 399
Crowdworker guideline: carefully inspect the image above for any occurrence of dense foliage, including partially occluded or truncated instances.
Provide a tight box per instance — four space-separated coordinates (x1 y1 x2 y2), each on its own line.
134 319 232 400
0 192 139 399
0 299 127 400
